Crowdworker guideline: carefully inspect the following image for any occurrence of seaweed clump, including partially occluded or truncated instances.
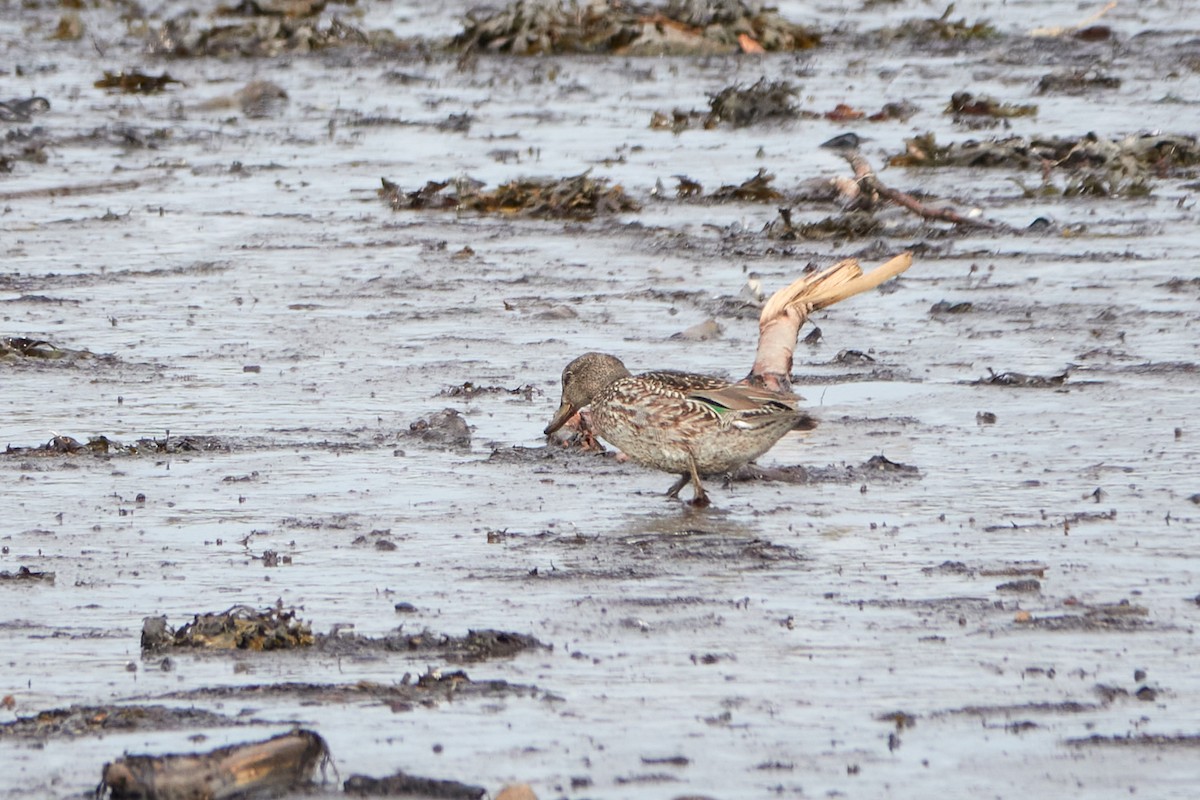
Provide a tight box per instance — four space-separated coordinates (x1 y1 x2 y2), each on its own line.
145 3 400 58
881 4 996 42
141 604 314 652
706 78 799 127
947 91 1037 120
1036 68 1122 95
453 0 820 56
379 172 640 220
4 433 230 457
94 71 182 93
890 132 1200 197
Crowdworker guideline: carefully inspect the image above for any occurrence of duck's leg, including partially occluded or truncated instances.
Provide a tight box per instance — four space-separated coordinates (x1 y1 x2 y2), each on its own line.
666 473 691 499
686 456 710 507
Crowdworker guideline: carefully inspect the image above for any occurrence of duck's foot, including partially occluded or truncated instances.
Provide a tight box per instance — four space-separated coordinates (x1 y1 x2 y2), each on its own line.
667 456 711 506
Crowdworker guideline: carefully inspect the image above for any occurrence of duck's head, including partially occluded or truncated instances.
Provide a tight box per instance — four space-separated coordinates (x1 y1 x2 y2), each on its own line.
543 352 631 435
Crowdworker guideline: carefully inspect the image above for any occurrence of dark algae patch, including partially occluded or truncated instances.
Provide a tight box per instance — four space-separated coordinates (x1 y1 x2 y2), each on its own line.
4 433 232 457
379 171 640 219
344 770 486 798
0 336 92 361
148 671 543 711
890 132 1199 196
452 0 820 56
0 566 54 584
94 71 183 94
0 705 246 741
141 604 314 652
143 605 548 661
314 628 550 662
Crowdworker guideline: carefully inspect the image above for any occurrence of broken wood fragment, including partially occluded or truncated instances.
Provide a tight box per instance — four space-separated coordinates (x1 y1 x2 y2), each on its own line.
99 729 330 800
746 252 913 392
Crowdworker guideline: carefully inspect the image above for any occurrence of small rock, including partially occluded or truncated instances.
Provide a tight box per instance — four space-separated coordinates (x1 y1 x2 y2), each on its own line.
408 408 471 450
671 318 723 341
141 616 172 650
834 349 875 364
237 80 288 118
536 304 577 319
930 300 973 314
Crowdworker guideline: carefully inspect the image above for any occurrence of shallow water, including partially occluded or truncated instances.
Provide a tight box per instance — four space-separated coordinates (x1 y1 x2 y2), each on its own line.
2 1 1199 798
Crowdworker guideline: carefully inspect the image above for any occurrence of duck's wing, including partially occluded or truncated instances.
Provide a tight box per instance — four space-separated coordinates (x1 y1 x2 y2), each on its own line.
635 371 802 415
685 383 799 413
686 382 817 432
637 370 732 395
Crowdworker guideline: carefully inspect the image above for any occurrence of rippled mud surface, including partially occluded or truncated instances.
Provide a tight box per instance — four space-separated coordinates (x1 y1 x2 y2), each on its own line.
2 1 1199 798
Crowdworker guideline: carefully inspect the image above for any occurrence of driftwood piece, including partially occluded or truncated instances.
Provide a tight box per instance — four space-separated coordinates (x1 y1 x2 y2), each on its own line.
747 252 913 392
840 152 993 229
99 729 330 800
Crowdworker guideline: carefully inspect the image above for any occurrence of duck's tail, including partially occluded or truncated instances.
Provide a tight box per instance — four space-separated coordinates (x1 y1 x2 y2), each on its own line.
746 251 913 392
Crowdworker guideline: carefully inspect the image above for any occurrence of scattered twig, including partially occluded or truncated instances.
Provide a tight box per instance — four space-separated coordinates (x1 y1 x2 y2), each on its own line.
840 151 994 228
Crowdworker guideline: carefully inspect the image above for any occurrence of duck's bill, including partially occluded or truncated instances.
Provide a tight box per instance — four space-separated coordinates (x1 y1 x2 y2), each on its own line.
543 400 577 435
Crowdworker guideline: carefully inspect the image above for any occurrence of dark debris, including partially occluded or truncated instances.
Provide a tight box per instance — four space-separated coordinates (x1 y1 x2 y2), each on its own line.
344 770 485 798
315 628 550 662
453 0 820 56
94 71 182 94
141 604 314 652
0 705 243 741
706 79 799 127
406 408 472 450
0 567 55 584
976 367 1071 387
379 172 640 220
0 337 88 361
146 13 394 58
891 132 1198 197
4 433 230 458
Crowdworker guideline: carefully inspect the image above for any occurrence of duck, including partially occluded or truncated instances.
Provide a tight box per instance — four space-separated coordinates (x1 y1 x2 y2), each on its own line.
544 252 912 505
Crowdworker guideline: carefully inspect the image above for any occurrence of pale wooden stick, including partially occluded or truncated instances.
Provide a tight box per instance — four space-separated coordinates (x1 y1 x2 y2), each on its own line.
805 251 914 309
747 252 913 391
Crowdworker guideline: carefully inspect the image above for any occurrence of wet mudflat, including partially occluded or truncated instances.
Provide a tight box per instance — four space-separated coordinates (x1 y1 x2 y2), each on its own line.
2 0 1199 797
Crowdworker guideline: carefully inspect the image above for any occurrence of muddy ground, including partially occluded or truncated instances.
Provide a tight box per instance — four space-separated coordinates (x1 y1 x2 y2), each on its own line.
1 0 1198 798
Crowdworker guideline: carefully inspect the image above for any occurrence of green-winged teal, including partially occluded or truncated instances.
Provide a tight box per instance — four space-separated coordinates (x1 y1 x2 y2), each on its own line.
544 353 815 505
545 252 913 505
